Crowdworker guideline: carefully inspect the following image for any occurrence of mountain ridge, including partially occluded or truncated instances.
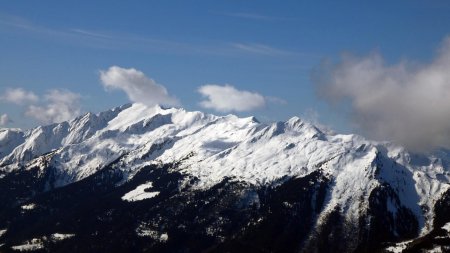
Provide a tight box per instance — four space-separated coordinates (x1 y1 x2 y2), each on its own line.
1 103 449 252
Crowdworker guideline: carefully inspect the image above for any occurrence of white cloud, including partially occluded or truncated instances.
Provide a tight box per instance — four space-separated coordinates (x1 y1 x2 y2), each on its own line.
0 88 38 105
313 36 450 151
100 66 179 107
198 84 266 112
25 89 81 124
1 87 82 125
0 114 10 126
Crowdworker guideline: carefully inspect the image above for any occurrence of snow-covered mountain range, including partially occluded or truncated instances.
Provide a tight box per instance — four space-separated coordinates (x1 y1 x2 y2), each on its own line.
1 103 449 252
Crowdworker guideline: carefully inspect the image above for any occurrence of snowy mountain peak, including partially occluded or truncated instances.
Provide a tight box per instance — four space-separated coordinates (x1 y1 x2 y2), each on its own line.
0 103 449 238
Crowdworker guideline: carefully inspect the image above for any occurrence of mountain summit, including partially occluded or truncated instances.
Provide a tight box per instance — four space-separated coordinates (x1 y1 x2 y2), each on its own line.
1 103 449 252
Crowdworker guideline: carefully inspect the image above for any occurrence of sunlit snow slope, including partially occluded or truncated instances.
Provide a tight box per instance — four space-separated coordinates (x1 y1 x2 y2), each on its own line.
1 103 450 252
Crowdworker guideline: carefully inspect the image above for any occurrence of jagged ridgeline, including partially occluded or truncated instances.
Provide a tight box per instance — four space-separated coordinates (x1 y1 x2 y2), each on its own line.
0 103 449 252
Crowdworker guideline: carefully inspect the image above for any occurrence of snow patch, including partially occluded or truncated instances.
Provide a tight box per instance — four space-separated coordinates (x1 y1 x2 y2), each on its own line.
385 239 413 253
21 203 36 210
0 229 6 237
428 246 444 253
51 233 75 241
121 182 159 202
136 223 168 242
160 233 169 242
11 238 44 251
442 222 450 233
10 233 75 251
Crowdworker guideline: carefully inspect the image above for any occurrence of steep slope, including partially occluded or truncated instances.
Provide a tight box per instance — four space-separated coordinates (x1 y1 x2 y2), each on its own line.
0 103 449 252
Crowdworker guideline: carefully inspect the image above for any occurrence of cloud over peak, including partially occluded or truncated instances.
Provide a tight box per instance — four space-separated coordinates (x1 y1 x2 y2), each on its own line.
25 89 81 124
198 84 266 112
100 66 179 107
314 36 450 151
1 88 82 125
0 114 10 126
0 88 38 105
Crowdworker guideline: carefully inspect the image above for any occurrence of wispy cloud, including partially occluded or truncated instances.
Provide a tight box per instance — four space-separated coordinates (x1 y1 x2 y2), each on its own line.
0 13 300 58
0 14 36 30
0 14 120 50
71 28 114 39
0 14 194 52
222 12 293 21
231 43 294 56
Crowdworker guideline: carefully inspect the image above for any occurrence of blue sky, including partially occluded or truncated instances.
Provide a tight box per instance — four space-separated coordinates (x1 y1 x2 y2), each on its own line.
1 1 450 136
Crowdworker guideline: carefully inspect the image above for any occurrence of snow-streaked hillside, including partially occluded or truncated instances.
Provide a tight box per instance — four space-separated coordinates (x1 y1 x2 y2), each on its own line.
1 103 450 251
